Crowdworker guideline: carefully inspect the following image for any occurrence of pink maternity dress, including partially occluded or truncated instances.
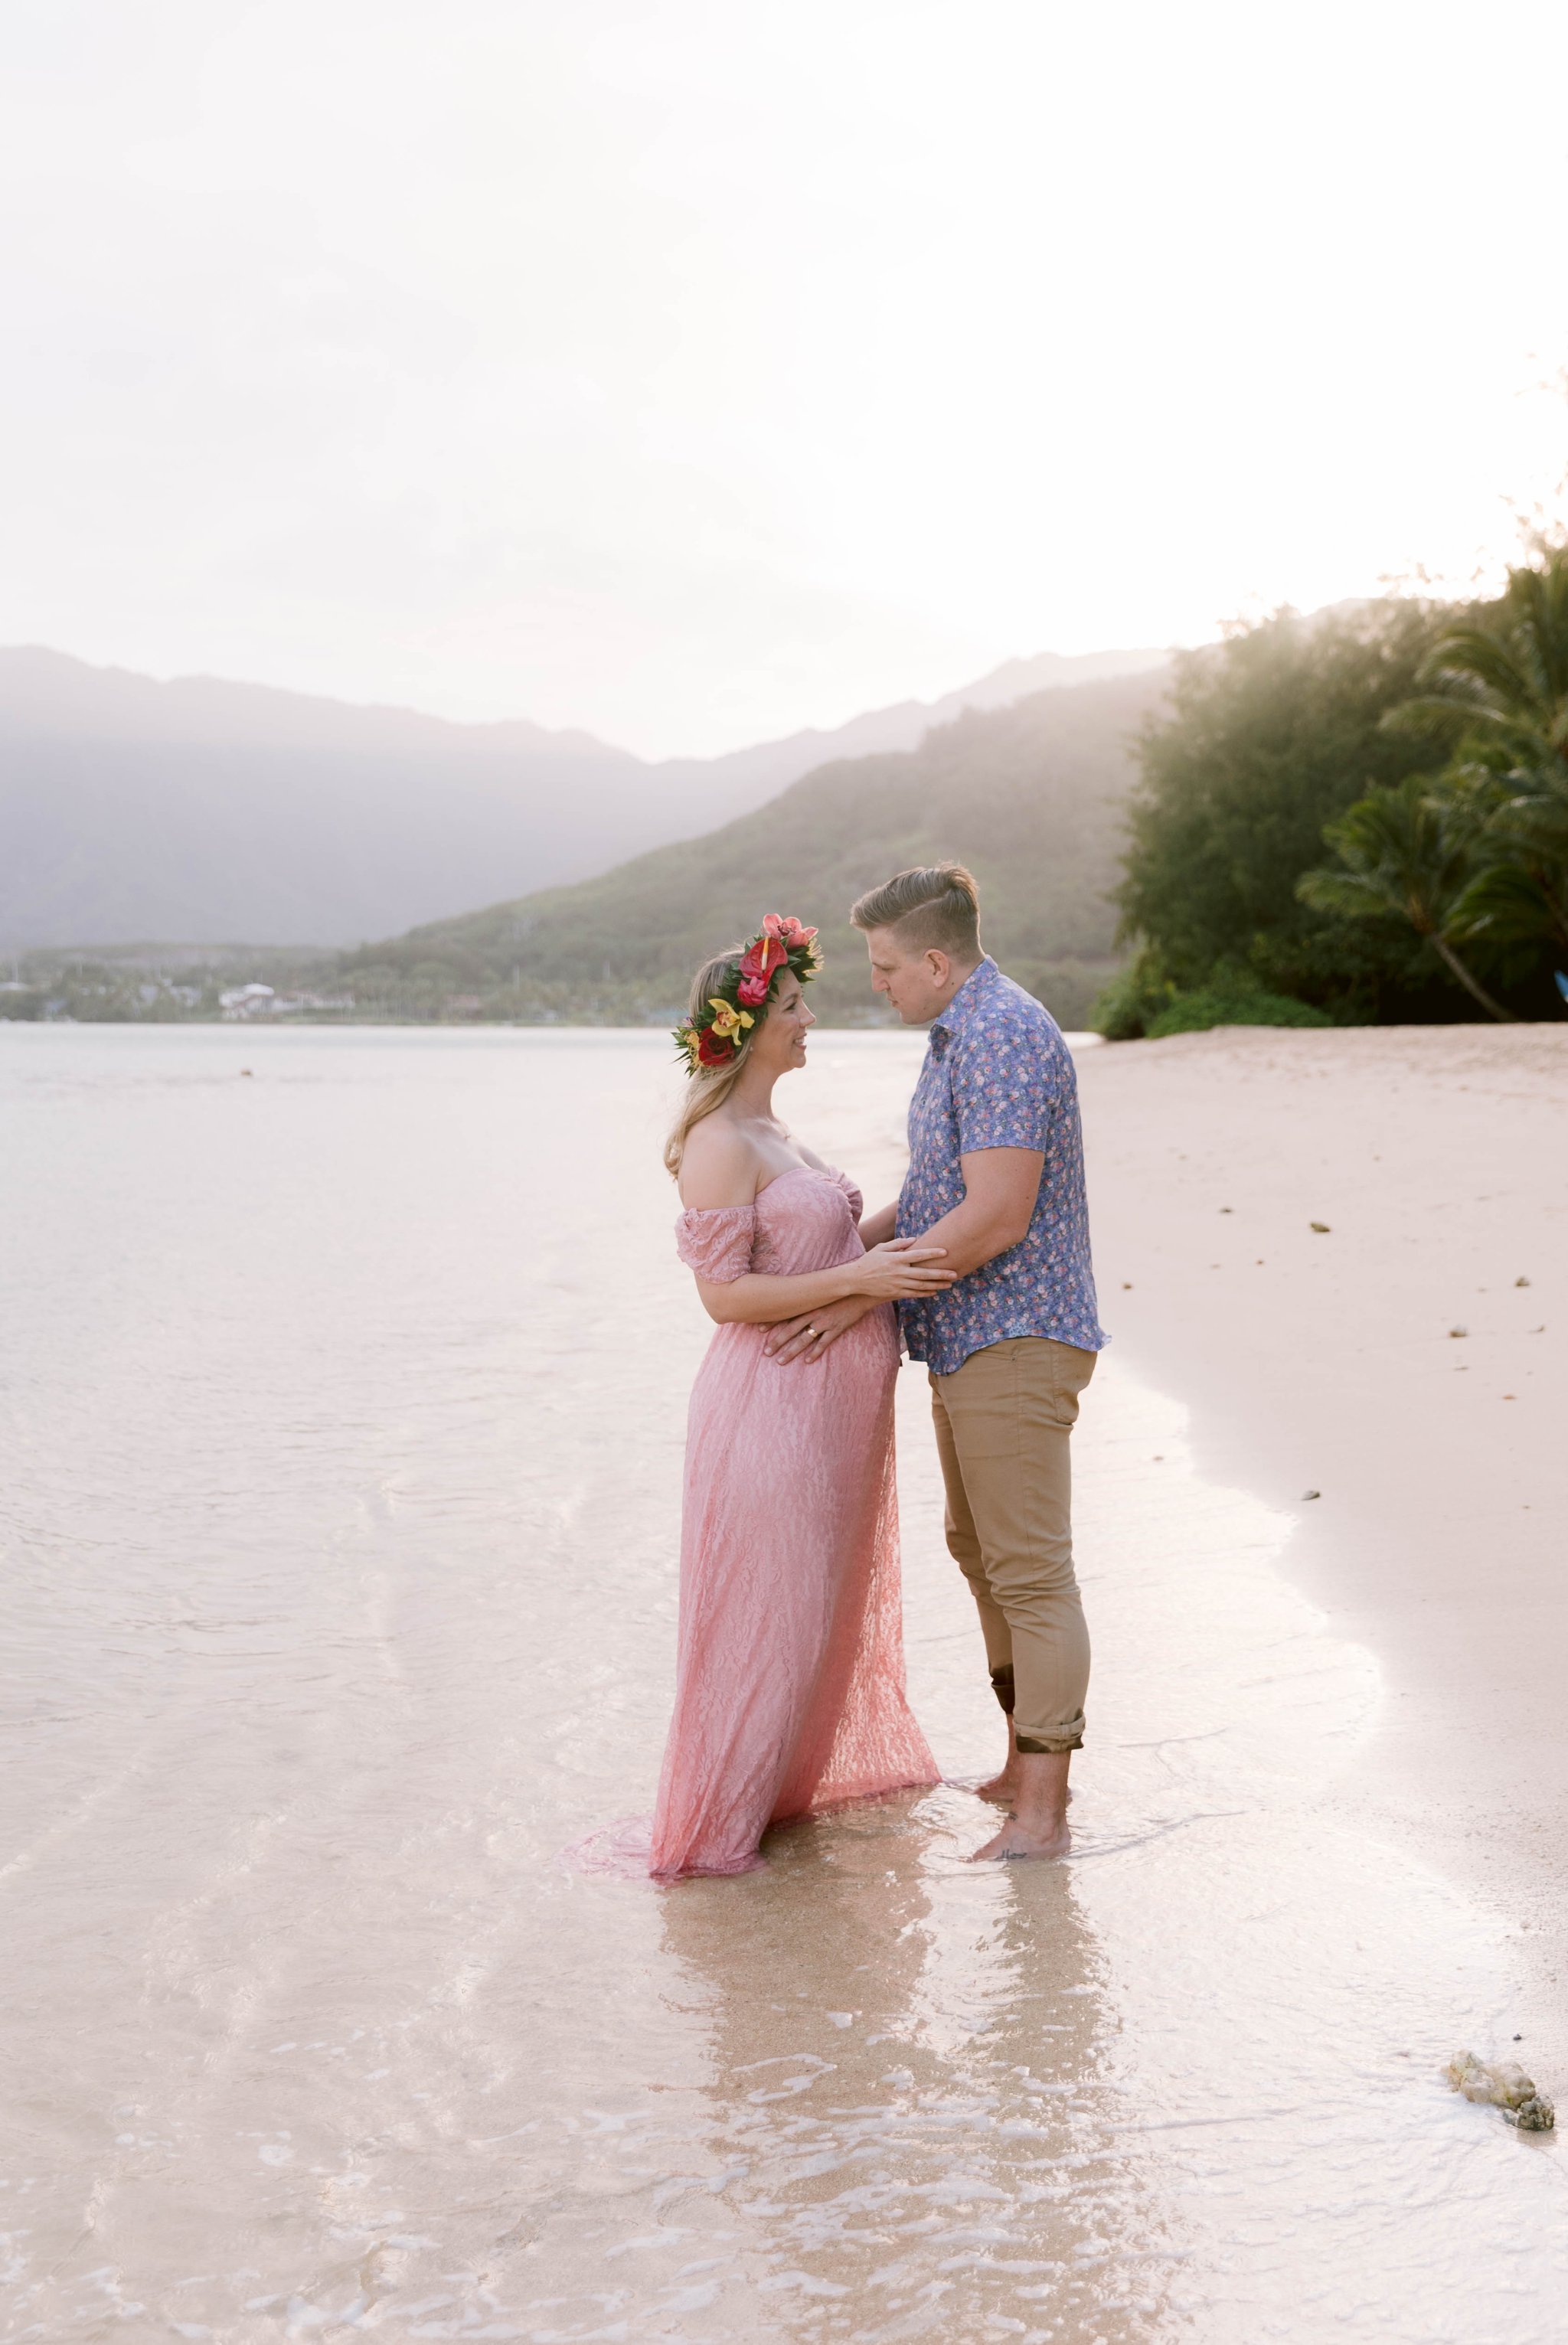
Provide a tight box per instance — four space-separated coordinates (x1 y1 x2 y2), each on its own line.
649 1164 939 1877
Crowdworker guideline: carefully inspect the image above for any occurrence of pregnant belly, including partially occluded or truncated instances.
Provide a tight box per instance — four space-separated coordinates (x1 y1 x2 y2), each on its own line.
698 1302 899 1396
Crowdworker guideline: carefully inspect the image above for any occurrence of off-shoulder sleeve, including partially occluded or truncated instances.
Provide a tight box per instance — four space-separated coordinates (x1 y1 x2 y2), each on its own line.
675 1205 756 1282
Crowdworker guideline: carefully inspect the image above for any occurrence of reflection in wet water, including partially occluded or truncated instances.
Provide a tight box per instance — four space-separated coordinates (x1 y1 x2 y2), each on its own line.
579 1795 1169 2343
2 1027 1565 2344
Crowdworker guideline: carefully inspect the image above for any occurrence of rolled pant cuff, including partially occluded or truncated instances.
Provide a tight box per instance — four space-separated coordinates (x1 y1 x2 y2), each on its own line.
1014 1723 1084 1756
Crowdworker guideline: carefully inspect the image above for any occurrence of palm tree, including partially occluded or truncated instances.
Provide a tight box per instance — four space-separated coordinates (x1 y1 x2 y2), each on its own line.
1385 546 1568 959
1298 776 1515 1020
1442 748 1568 957
1392 547 1568 765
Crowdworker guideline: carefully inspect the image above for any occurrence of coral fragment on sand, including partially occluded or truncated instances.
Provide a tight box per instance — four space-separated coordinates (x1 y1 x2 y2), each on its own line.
1446 2051 1555 2130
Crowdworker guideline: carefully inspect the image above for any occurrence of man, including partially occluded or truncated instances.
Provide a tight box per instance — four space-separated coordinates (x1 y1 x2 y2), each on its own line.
766 864 1106 1860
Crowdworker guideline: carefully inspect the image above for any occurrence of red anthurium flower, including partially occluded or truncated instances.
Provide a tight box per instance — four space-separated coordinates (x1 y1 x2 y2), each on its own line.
738 935 783 995
740 934 781 977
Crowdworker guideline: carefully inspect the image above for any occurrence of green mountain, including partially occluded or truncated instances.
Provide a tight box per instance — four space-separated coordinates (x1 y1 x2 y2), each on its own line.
334 670 1168 1030
0 641 1164 951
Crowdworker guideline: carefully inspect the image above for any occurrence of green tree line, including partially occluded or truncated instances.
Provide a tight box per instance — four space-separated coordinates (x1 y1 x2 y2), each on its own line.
1098 544 1568 1036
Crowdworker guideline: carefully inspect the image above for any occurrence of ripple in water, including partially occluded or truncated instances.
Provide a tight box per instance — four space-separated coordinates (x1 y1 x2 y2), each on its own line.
0 1024 1561 2343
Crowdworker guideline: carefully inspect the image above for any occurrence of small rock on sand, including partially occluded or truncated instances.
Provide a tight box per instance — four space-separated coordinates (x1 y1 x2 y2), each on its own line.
1446 2050 1555 2131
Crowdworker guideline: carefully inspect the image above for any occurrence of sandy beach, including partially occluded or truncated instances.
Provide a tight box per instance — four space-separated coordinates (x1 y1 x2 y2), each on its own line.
1079 1024 1568 2069
5 1019 1568 2342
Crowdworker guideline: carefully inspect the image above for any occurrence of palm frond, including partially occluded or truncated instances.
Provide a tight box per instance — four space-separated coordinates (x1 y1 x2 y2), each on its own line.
1448 857 1560 946
1380 688 1493 740
1507 561 1568 702
1417 628 1541 718
1296 866 1391 919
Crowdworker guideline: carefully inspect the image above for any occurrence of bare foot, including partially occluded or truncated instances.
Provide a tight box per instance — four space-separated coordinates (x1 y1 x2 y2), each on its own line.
969 1817 1072 1862
973 1760 1072 1808
970 1748 1073 1858
975 1762 1021 1804
975 1713 1035 1804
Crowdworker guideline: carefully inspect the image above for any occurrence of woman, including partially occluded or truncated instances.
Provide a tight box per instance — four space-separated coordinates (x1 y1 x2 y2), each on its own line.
650 914 951 1877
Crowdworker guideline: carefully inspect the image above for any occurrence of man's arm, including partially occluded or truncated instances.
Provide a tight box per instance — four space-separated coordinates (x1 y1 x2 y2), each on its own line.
765 1150 1042 1365
910 1146 1043 1275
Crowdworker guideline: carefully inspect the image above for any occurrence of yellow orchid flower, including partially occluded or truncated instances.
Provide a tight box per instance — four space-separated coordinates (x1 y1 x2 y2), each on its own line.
707 997 754 1042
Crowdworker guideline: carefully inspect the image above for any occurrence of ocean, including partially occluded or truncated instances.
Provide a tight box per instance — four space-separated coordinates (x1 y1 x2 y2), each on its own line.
2 1023 1563 2343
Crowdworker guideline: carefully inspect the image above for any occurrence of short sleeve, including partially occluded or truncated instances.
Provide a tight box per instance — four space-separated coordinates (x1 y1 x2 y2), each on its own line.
675 1205 756 1282
949 1020 1063 1155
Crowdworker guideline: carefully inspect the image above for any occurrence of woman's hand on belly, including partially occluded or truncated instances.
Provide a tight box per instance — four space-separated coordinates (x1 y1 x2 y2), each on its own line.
763 1293 886 1366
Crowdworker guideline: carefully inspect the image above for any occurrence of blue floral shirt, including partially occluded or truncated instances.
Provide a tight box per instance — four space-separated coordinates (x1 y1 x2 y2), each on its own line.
896 958 1106 1374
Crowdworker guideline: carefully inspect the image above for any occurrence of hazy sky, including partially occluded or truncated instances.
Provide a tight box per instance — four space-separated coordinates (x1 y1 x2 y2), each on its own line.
5 0 1567 756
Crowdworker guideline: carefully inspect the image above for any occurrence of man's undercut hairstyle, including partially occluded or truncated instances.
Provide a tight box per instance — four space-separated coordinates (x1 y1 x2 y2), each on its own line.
850 863 982 962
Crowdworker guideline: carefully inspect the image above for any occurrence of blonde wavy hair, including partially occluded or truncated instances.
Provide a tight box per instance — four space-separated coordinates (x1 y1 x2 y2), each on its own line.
664 946 756 1178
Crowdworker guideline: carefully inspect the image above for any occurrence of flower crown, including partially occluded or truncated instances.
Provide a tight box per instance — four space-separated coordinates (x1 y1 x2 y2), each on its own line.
675 913 823 1072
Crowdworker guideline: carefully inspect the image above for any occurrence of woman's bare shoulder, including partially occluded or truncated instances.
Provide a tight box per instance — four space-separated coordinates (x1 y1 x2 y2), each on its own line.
678 1116 764 1210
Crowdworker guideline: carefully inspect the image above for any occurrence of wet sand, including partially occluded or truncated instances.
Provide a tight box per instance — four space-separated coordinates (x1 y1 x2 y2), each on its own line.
1077 1024 1568 2074
4 1021 1567 2342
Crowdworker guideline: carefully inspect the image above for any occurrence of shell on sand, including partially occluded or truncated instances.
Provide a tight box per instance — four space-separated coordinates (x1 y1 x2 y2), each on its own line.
1446 2050 1556 2131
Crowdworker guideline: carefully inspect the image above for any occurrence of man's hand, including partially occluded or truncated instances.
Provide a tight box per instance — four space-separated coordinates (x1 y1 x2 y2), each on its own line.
764 1294 881 1365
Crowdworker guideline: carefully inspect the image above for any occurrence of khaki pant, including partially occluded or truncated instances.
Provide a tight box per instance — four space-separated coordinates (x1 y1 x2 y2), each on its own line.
929 1336 1096 1754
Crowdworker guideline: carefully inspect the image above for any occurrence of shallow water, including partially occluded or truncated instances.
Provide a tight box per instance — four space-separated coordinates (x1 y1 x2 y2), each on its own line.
2 1024 1564 2343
